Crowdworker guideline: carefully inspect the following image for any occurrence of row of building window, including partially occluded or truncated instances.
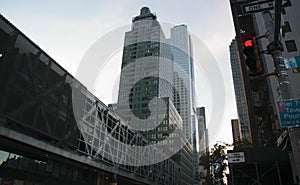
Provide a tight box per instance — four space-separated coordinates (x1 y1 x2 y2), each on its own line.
283 21 298 52
285 40 297 52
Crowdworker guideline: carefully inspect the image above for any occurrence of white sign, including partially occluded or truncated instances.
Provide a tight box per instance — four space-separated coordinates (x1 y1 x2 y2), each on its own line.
228 152 245 163
242 1 274 14
241 0 292 15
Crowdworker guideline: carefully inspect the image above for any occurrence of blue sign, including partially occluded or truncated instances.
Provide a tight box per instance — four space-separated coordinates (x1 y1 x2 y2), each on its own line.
277 99 300 127
284 56 300 73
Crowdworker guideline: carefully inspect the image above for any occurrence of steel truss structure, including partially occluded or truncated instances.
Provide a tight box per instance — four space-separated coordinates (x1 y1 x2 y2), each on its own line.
76 88 180 185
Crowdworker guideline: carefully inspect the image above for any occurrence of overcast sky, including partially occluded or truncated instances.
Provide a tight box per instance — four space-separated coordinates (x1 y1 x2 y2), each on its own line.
0 0 237 146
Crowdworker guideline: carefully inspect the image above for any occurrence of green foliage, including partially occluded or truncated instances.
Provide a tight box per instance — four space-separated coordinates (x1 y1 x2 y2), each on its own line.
233 139 253 151
199 143 229 185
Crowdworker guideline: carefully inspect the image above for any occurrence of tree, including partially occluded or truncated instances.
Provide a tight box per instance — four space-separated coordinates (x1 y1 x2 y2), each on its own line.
233 139 253 151
199 152 213 184
199 143 229 185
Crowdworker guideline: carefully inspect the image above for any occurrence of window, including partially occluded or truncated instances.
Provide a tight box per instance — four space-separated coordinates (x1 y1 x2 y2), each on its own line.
283 21 291 33
285 40 297 52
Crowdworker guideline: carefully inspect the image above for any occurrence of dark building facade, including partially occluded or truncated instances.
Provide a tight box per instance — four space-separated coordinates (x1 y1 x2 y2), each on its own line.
228 0 296 184
231 119 242 143
229 0 279 149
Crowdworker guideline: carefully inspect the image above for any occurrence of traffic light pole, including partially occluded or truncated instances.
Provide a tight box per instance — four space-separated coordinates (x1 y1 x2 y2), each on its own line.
262 0 299 183
262 5 293 100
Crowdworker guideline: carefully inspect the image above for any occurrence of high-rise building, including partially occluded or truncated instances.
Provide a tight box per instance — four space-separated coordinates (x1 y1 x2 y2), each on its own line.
231 119 242 143
229 0 300 182
114 7 194 184
229 1 277 148
115 7 173 128
170 24 199 185
170 24 196 140
115 7 179 143
196 107 209 155
196 107 209 185
230 0 300 147
229 38 251 141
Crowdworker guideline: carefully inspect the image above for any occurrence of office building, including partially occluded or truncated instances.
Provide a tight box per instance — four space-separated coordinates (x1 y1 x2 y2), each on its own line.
170 24 196 140
196 107 209 185
229 39 251 142
229 0 299 183
231 119 242 143
196 107 209 155
229 0 277 148
170 24 199 185
114 7 194 184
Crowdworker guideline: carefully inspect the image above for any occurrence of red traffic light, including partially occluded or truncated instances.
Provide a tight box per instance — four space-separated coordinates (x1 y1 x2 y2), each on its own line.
241 35 253 47
241 35 257 72
244 40 253 47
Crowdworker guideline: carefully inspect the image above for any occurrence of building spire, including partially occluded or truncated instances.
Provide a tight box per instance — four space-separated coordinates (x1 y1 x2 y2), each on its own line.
133 7 156 22
140 7 150 15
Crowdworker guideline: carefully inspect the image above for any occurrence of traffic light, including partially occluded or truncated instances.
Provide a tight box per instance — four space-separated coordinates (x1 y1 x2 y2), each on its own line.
241 35 258 73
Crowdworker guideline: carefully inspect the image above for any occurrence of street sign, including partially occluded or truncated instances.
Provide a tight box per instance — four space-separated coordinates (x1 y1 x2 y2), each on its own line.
242 0 274 14
277 99 300 127
228 152 245 163
241 0 292 15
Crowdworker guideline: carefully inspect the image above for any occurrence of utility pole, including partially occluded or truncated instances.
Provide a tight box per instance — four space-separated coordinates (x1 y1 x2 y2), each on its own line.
262 0 293 100
262 0 300 183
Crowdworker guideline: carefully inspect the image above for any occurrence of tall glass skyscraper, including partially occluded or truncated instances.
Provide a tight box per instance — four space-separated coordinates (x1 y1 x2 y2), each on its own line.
113 7 194 184
170 25 199 184
229 38 251 141
115 7 181 145
196 107 209 155
170 25 197 140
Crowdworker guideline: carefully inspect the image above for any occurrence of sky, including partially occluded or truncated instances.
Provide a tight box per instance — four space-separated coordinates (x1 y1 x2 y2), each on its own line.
0 0 237 147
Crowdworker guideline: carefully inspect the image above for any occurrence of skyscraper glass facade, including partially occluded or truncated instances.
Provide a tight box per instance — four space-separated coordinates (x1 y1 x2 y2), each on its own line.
114 7 194 184
115 7 180 144
229 39 251 141
170 25 197 140
170 25 199 184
